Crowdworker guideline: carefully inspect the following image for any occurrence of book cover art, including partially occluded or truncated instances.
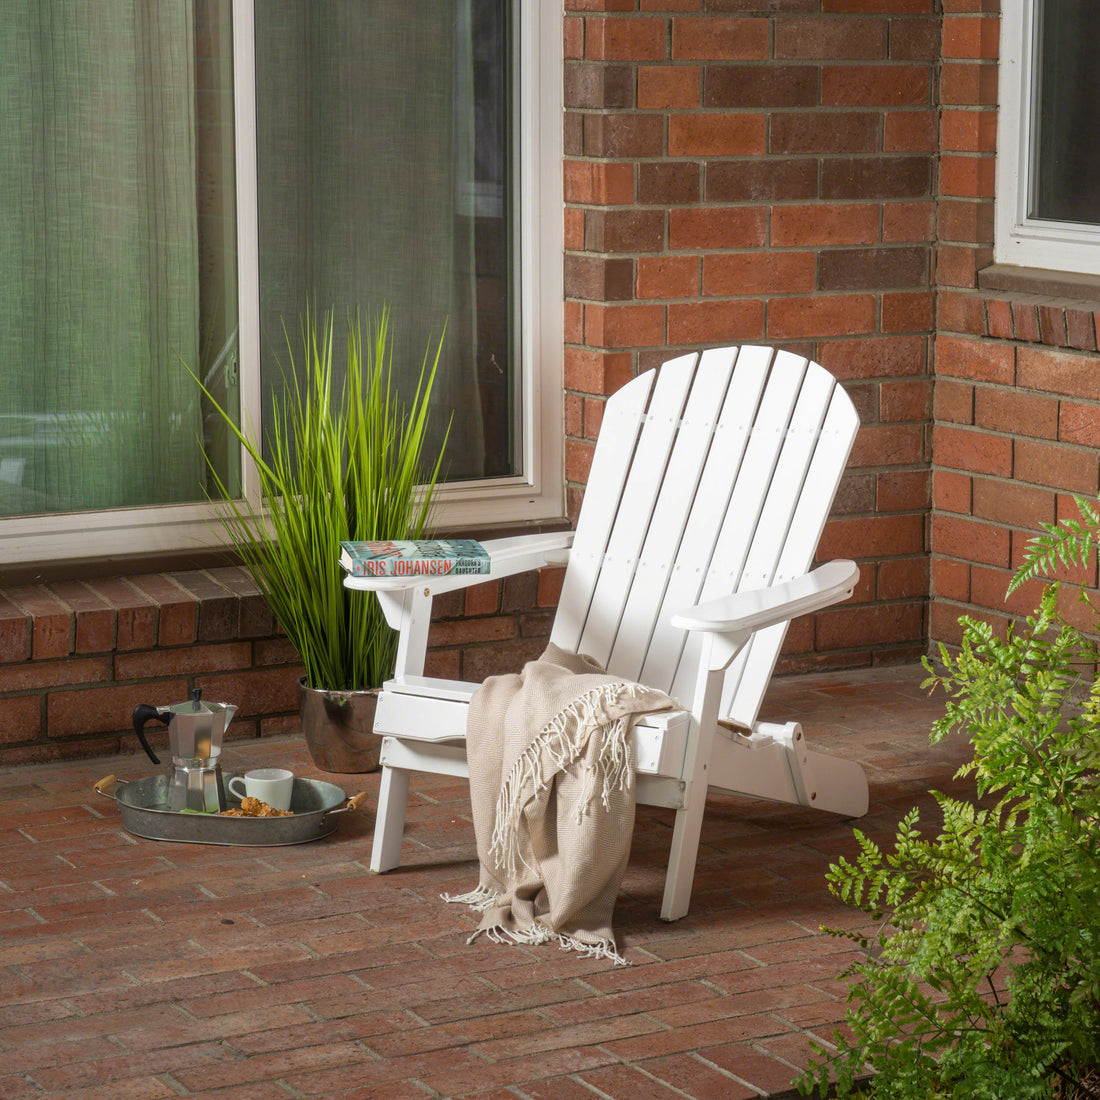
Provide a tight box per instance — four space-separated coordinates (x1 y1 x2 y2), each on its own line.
339 539 491 578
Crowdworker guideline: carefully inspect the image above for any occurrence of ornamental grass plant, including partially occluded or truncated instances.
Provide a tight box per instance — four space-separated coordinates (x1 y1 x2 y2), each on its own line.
193 306 448 691
798 495 1100 1100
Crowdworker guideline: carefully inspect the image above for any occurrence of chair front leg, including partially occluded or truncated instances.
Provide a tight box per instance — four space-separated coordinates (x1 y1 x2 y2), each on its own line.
660 655 730 921
370 749 411 873
660 770 712 921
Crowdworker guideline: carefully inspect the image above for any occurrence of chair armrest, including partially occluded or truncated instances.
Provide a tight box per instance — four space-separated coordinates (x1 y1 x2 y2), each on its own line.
671 560 859 636
342 531 574 595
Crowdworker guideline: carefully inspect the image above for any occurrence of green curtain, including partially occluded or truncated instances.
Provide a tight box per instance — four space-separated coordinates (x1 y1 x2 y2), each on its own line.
0 2 204 515
255 0 484 478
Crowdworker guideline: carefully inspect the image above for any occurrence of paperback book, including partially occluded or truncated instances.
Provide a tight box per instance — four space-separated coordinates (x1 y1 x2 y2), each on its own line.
339 539 491 578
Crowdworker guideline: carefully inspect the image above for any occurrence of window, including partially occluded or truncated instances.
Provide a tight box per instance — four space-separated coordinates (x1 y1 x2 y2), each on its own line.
995 0 1100 274
0 0 562 567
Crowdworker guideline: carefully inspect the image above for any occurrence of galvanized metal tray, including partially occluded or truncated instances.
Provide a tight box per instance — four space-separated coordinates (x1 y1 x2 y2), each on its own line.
95 774 368 846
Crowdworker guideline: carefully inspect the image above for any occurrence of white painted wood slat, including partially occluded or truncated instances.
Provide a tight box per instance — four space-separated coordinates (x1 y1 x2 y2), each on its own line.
577 356 699 668
607 347 739 685
723 379 860 723
638 345 772 696
712 360 836 718
669 350 810 705
550 369 657 654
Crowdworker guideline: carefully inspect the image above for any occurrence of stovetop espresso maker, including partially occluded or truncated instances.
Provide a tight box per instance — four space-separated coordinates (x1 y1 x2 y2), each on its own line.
132 689 238 813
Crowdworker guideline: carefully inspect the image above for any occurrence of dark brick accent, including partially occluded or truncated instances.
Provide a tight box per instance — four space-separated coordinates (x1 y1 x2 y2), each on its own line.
563 110 583 157
582 113 664 158
703 64 819 108
501 571 540 613
565 254 636 302
773 15 887 60
705 159 818 203
707 0 818 12
889 16 941 61
770 110 880 154
638 162 701 205
832 473 877 514
170 571 239 643
818 247 929 291
563 61 634 108
820 156 932 200
584 208 666 253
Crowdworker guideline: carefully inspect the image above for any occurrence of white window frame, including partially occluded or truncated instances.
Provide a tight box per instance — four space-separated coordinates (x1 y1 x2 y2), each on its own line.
995 0 1100 275
0 0 563 567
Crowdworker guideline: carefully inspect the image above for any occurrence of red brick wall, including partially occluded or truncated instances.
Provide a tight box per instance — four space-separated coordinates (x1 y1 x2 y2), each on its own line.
0 566 562 765
931 1 1100 645
563 1 939 670
0 569 302 765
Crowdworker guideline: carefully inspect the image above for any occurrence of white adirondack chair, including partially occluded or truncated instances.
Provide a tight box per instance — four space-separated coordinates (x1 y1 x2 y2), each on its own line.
345 345 869 921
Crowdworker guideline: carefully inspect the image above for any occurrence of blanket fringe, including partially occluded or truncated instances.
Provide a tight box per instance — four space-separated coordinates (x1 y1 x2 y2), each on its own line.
469 921 630 966
440 884 498 911
489 682 638 880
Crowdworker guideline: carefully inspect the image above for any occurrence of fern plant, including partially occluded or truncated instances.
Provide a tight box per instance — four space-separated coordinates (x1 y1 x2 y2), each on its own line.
797 499 1100 1100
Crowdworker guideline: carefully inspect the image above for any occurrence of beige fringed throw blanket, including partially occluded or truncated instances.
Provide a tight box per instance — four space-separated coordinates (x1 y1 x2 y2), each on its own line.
444 643 674 965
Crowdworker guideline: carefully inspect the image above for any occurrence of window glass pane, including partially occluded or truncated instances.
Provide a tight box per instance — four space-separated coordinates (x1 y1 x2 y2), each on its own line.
0 1 239 517
254 0 516 483
1032 0 1100 224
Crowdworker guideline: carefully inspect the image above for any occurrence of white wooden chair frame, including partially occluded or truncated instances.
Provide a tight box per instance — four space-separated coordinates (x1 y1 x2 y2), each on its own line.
346 346 869 921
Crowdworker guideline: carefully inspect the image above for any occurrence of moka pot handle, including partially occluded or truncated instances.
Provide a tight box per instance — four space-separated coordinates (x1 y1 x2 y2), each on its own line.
132 704 172 766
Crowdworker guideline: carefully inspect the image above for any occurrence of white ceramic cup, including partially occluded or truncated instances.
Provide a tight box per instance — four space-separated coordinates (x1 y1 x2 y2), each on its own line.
228 768 294 811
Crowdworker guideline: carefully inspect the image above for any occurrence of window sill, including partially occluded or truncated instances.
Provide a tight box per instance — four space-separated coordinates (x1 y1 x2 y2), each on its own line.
978 264 1100 307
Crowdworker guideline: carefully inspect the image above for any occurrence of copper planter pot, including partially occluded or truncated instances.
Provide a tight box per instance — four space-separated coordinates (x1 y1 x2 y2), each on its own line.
298 678 381 774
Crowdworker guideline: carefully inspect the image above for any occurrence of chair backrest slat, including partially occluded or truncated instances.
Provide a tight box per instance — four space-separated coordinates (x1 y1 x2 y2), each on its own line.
608 347 741 682
571 355 700 669
715 370 859 723
668 349 813 705
635 347 770 694
712 365 858 721
551 346 858 726
550 369 655 654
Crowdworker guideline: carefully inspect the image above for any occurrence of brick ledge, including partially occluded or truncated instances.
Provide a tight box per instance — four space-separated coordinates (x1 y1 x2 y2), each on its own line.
938 286 1098 352
0 567 275 661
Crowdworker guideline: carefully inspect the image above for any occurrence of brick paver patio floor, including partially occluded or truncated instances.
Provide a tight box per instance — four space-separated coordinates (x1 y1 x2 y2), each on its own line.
0 664 971 1099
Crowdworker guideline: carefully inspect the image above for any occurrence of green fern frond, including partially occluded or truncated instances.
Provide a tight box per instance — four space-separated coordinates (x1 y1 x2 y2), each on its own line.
1009 493 1100 595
